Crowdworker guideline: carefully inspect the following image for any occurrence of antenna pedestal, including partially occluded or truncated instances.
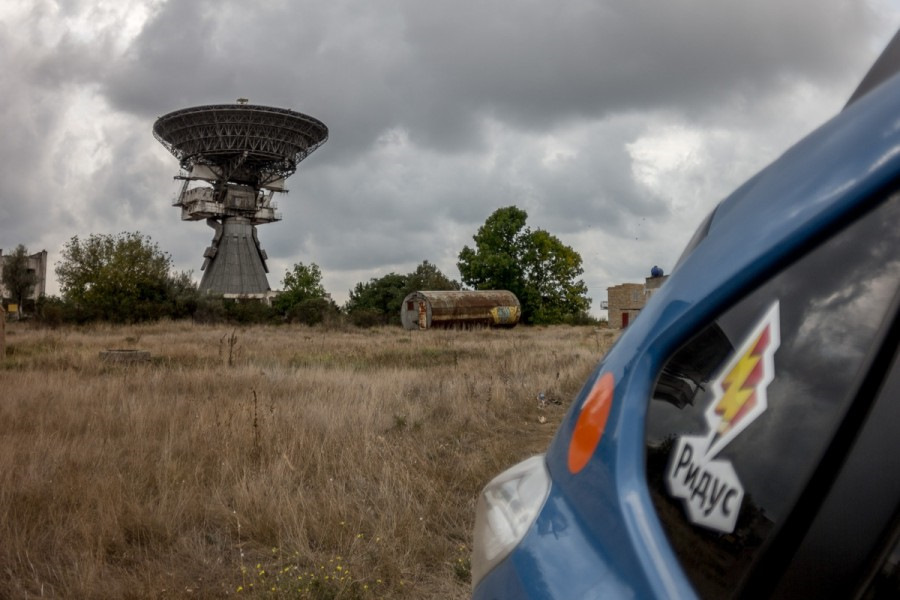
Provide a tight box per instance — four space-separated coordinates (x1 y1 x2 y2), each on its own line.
199 217 271 295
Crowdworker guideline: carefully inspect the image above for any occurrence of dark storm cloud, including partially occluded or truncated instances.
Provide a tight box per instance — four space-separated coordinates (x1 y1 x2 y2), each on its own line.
103 2 232 114
398 0 875 130
0 90 67 246
263 147 488 272
103 0 879 157
103 1 410 162
396 0 876 145
90 129 172 224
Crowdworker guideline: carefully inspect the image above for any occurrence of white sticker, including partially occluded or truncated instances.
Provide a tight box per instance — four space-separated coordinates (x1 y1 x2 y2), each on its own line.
665 302 780 533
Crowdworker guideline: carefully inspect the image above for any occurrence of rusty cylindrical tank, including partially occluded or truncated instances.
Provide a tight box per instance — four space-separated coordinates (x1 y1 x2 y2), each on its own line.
400 290 521 330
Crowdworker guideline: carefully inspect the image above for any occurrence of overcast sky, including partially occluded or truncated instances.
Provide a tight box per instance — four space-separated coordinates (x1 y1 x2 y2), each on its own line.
1 1 898 316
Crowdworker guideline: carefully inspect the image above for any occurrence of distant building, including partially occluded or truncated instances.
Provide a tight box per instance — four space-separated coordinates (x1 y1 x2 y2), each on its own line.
607 266 668 329
0 249 48 309
400 290 520 330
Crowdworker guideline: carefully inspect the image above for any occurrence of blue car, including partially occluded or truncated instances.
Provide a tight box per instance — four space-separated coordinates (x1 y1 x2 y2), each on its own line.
472 33 900 599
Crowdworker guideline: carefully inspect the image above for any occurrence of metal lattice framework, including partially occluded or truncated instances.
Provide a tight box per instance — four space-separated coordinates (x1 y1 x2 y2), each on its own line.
153 104 328 184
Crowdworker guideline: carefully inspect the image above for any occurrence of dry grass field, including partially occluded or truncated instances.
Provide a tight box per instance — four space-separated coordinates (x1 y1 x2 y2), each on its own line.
0 321 617 599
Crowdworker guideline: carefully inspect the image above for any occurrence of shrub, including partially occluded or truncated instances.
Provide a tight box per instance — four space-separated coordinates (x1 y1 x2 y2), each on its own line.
222 299 281 324
348 308 385 328
286 297 341 326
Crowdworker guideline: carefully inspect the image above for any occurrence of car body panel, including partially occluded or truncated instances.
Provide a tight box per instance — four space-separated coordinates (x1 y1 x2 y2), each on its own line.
474 65 900 600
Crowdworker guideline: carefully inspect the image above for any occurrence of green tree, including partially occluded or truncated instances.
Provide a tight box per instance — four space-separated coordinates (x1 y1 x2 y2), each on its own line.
286 297 341 326
344 261 459 327
274 262 328 314
457 207 528 295
56 232 172 322
521 229 590 323
457 206 590 324
344 272 408 326
1 244 39 313
166 270 201 320
406 260 461 292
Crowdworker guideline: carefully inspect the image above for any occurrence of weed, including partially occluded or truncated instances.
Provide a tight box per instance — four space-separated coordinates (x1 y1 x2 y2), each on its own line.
391 414 408 431
453 545 471 583
220 329 239 366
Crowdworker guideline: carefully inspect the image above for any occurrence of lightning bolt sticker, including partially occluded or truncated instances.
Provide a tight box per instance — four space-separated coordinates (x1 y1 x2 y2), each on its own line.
705 302 780 458
666 301 780 533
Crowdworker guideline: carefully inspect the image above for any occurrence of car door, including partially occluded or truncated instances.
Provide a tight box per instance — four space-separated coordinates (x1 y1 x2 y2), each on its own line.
644 190 900 598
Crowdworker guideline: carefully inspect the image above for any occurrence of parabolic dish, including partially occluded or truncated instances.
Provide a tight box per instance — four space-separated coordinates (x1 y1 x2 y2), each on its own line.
153 104 328 181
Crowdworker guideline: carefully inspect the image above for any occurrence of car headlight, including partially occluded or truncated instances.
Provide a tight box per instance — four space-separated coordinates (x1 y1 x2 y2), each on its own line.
471 454 551 588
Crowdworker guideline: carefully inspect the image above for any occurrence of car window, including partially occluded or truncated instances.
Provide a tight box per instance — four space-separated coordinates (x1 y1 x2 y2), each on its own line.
644 193 900 598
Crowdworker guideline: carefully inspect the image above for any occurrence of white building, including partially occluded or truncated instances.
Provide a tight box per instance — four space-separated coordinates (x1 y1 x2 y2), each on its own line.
0 248 48 308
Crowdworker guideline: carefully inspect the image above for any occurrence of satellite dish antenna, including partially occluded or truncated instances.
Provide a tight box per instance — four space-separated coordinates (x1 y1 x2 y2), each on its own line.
153 103 328 296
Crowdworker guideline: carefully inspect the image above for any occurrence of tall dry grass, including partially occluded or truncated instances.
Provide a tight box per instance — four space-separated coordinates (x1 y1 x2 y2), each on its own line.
0 321 617 599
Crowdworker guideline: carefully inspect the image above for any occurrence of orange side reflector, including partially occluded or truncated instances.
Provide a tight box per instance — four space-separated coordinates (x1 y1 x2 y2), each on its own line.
568 372 614 474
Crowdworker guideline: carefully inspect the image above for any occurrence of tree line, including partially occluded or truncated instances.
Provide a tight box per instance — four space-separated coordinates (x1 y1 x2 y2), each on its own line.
2 207 597 327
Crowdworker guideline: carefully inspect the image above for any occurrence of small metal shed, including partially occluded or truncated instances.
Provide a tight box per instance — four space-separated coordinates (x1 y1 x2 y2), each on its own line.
400 290 521 330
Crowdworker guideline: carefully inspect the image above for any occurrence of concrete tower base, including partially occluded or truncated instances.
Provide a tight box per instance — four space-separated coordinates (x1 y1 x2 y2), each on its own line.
199 217 271 295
